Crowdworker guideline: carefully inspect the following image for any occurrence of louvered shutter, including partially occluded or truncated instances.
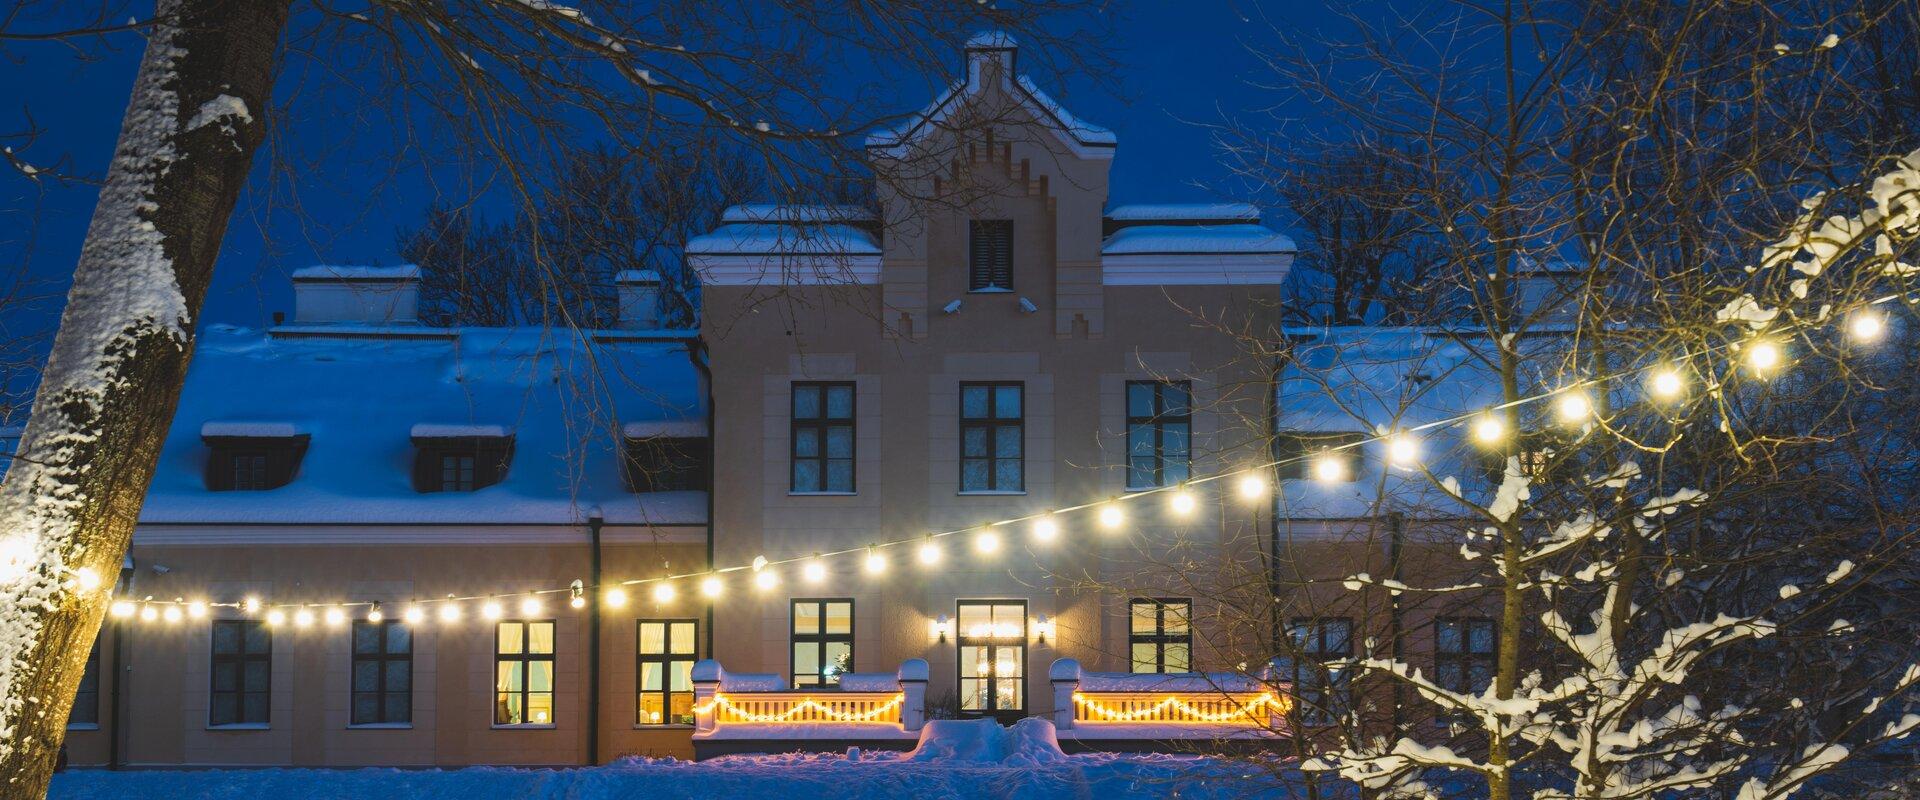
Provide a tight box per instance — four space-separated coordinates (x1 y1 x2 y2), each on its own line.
969 220 1013 290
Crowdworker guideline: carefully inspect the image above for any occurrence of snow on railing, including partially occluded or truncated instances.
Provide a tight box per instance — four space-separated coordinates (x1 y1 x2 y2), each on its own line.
691 658 929 736
1049 658 1291 734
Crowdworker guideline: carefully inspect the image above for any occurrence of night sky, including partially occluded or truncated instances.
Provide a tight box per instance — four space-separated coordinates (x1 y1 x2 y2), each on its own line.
2 2 1339 339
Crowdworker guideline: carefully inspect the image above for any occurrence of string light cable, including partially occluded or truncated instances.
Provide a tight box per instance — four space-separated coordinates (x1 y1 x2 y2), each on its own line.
1071 691 1293 723
693 692 906 723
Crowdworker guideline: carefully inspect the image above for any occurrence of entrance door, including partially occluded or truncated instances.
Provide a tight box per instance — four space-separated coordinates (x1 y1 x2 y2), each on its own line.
957 600 1027 721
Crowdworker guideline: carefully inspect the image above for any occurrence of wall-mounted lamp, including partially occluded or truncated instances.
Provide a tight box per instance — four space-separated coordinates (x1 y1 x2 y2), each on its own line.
930 614 953 643
1033 615 1055 644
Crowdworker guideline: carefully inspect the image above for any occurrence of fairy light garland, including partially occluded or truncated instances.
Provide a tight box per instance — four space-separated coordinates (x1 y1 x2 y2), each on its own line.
89 290 1914 622
693 693 905 723
1071 691 1292 723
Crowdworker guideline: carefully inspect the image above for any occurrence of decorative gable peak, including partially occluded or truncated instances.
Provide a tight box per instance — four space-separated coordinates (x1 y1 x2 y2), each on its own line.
865 31 1115 161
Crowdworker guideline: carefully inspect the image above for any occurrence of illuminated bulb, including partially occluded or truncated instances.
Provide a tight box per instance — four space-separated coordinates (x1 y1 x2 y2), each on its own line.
1471 414 1506 445
110 601 136 618
1311 452 1348 483
1746 340 1782 374
73 567 100 591
569 594 586 609
864 547 887 574
366 604 384 623
1167 490 1198 516
1098 503 1125 529
1649 369 1684 399
481 601 503 620
754 570 779 590
1849 312 1886 343
162 606 183 624
266 609 287 626
975 530 1002 555
1031 516 1060 543
917 539 942 566
1555 391 1593 424
700 576 723 598
519 596 542 616
604 588 628 608
653 582 677 603
404 606 426 624
187 600 208 619
1236 473 1268 500
803 556 828 583
1386 433 1421 468
438 603 461 623
243 596 262 615
139 605 157 622
324 607 346 626
293 609 315 627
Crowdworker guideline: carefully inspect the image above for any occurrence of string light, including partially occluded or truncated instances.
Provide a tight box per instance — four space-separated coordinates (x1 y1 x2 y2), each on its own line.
605 588 629 608
754 569 779 590
700 575 724 598
1236 472 1268 500
975 530 1002 555
1031 516 1060 543
404 606 426 624
266 609 287 626
569 580 586 609
438 603 461 623
1849 311 1886 343
917 538 942 566
1555 391 1593 424
110 601 135 618
1071 691 1291 723
1649 368 1685 400
803 555 828 583
294 608 316 627
864 546 887 574
1167 489 1198 516
1471 413 1507 445
694 693 904 723
481 600 503 620
1386 433 1421 468
1098 502 1125 529
520 596 543 616
187 600 208 619
1746 339 1783 375
653 581 677 603
366 603 384 623
243 596 261 615
324 607 346 626
1310 451 1348 483
162 605 183 624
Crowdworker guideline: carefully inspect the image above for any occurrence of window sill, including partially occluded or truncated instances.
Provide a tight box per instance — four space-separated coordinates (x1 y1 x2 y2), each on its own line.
632 724 695 730
491 723 556 730
958 490 1027 496
788 491 857 497
347 723 414 730
66 723 99 732
206 723 270 731
967 287 1014 294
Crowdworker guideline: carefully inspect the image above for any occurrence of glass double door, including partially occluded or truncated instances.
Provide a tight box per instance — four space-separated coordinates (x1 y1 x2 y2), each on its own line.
957 600 1027 720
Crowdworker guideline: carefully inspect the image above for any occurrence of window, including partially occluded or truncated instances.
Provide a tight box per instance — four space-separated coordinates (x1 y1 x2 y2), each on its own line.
69 639 100 727
494 620 555 725
1434 617 1496 696
1485 434 1553 482
441 454 475 491
202 435 308 491
210 620 270 726
1275 432 1365 481
637 620 699 725
1125 381 1192 489
1129 599 1193 673
957 601 1027 717
231 452 269 490
968 220 1013 291
1286 618 1352 726
625 437 709 492
352 620 412 725
791 599 854 687
411 435 513 493
960 382 1023 492
791 382 855 493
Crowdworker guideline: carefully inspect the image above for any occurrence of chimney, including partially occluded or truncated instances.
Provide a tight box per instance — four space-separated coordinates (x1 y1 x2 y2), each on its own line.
289 265 421 325
964 31 1017 88
616 270 664 329
1508 260 1586 325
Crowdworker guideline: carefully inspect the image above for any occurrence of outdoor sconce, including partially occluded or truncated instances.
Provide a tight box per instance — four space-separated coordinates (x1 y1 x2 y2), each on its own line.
1033 615 1055 644
930 614 952 643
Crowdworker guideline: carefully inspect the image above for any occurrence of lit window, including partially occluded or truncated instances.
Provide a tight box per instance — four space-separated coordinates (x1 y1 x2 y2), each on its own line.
1125 381 1192 489
960 383 1023 492
637 620 699 725
790 599 853 687
495 620 555 725
957 601 1027 717
1129 599 1193 674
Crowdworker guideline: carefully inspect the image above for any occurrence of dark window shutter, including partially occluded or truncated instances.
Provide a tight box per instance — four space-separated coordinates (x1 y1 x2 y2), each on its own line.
969 220 1013 291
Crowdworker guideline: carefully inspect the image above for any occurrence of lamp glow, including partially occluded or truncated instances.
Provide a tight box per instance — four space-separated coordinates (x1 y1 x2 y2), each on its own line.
605 588 628 608
1031 516 1060 543
438 603 461 623
754 570 779 590
324 607 346 626
1236 473 1268 500
1555 391 1593 424
293 608 315 627
110 601 135 618
569 594 586 609
243 596 261 615
700 575 724 598
1849 312 1886 343
917 538 942 566
367 604 385 623
405 606 426 624
975 530 1002 555
653 581 677 603
266 608 287 626
864 547 887 574
1650 368 1684 399
1310 451 1348 483
1746 339 1783 374
481 600 503 620
1167 489 1198 516
162 605 183 624
139 605 157 622
1386 433 1421 468
1471 414 1506 445
1098 503 1125 529
803 556 828 583
519 596 542 616
187 600 208 619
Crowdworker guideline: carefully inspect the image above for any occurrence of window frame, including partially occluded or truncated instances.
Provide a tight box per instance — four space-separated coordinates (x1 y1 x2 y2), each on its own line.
1124 380 1193 490
1433 616 1497 697
789 598 855 688
790 382 857 494
967 219 1014 292
69 639 100 728
636 619 701 727
959 381 1024 493
350 619 413 727
1128 598 1194 674
956 599 1028 718
209 619 271 727
1286 617 1353 726
493 619 557 727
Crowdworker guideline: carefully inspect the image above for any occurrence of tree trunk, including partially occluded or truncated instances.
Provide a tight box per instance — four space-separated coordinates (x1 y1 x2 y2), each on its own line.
0 1 288 795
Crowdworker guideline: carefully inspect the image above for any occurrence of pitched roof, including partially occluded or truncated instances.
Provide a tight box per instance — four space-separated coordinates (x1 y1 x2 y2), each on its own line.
865 32 1115 159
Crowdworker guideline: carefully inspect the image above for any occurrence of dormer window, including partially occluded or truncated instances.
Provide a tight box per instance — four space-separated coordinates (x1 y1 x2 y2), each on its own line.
969 220 1013 292
621 421 709 493
410 424 513 493
201 422 308 491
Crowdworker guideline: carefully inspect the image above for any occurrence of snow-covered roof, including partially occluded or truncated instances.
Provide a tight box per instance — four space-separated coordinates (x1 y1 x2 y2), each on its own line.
289 264 420 281
622 419 708 439
866 33 1115 159
200 421 304 439
719 204 874 225
139 324 705 527
686 223 881 256
1102 224 1296 256
1106 204 1262 224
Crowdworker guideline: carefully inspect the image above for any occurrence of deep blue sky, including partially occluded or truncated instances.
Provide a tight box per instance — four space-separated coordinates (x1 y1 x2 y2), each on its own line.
2 2 1339 337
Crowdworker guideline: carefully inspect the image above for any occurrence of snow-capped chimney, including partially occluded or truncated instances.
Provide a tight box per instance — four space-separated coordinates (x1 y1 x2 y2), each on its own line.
290 265 420 325
1508 261 1585 325
964 31 1017 88
616 269 664 329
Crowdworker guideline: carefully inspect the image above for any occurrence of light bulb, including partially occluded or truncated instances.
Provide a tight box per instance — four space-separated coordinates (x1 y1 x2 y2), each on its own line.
404 606 426 624
864 548 887 574
519 597 542 616
1649 368 1684 399
1311 452 1348 483
1236 473 1268 500
366 605 384 623
917 539 942 566
110 601 136 618
243 596 262 615
1555 391 1592 423
438 603 461 623
700 576 724 598
1746 340 1782 374
803 556 827 583
754 569 779 590
293 609 315 627
1031 516 1060 543
1849 311 1887 343
604 588 628 608
481 601 503 620
653 582 677 603
1167 490 1198 516
569 594 586 609
1471 414 1506 445
162 606 183 624
187 601 208 619
975 530 1002 555
266 609 287 626
1386 433 1421 468
1098 503 1125 529
139 605 157 622
324 607 346 626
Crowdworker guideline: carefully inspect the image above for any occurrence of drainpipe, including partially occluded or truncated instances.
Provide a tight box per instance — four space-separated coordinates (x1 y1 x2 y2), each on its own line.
686 338 716 658
1387 511 1405 737
110 556 134 769
588 513 603 766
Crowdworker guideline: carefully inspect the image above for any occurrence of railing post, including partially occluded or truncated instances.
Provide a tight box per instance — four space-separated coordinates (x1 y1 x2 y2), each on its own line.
691 658 723 734
1049 658 1081 731
898 658 929 732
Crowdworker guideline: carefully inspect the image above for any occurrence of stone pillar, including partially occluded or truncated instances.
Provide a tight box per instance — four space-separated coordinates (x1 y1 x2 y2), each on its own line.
898 658 930 732
1048 658 1081 731
691 658 723 735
